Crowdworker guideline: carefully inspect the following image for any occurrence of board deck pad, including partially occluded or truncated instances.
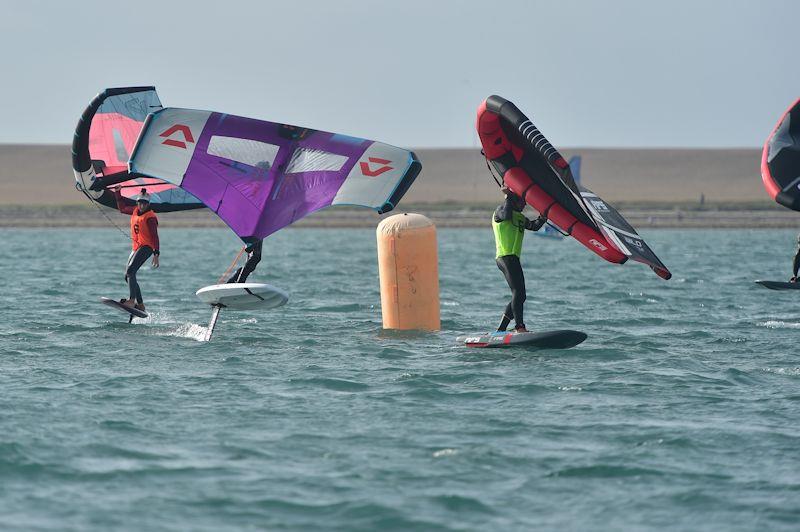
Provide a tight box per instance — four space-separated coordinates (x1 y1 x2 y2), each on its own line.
196 283 289 310
100 297 148 318
755 280 800 291
456 329 587 349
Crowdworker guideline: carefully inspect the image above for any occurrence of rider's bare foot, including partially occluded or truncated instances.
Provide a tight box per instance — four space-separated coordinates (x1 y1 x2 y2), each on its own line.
119 298 136 308
135 303 146 312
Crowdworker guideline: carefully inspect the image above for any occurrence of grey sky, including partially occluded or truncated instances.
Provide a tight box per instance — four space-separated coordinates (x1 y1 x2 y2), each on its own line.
0 0 797 147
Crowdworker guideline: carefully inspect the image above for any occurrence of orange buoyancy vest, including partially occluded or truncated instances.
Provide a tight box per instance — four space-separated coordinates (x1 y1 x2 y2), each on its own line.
130 208 158 251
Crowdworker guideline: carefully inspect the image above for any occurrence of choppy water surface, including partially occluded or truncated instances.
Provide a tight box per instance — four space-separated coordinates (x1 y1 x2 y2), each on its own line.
1 227 799 530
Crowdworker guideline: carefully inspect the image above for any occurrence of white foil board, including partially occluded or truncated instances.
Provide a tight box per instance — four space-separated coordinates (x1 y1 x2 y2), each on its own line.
196 283 288 310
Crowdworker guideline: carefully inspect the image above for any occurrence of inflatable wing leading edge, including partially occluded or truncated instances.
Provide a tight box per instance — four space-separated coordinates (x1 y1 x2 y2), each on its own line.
762 98 800 211
72 87 205 212
540 155 581 239
128 108 421 242
477 95 671 280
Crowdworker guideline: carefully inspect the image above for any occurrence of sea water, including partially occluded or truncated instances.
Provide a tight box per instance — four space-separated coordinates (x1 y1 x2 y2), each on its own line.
0 227 798 531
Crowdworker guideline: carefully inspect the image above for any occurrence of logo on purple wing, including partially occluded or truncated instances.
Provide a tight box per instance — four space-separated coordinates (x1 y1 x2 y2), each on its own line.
159 124 195 149
360 157 393 177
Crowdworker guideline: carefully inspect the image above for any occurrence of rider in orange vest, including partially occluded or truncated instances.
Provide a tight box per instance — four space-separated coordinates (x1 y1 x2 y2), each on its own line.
113 186 160 312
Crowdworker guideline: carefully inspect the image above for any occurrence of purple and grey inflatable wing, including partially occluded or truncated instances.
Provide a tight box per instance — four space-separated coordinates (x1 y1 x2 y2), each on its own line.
129 108 421 242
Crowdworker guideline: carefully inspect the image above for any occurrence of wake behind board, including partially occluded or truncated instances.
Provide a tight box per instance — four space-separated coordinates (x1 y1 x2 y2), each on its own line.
100 297 148 320
196 283 288 310
755 280 800 291
456 330 587 349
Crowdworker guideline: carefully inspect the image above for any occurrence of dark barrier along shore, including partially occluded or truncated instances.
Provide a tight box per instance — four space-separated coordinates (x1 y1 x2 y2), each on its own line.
1 203 799 229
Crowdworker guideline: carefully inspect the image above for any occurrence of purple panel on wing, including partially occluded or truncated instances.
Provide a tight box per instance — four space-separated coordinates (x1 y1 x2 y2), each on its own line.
181 112 371 239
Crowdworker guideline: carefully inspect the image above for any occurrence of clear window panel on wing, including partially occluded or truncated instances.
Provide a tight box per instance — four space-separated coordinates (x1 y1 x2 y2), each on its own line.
207 136 280 171
285 148 348 173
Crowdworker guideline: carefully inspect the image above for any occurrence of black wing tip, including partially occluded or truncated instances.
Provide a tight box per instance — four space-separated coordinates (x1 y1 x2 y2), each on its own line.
485 95 517 115
102 86 157 96
776 191 800 212
383 152 422 213
653 266 672 280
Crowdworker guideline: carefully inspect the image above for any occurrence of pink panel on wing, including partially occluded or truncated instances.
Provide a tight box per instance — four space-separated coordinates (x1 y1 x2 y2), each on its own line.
88 112 143 172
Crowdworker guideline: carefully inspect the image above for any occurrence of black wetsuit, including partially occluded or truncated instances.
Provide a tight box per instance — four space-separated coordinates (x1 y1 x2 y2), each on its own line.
493 198 546 331
793 235 800 280
126 246 153 304
227 240 263 283
496 255 526 331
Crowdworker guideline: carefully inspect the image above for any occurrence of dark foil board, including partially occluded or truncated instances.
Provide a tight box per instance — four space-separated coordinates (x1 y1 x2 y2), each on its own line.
100 297 148 318
456 329 587 349
755 280 800 291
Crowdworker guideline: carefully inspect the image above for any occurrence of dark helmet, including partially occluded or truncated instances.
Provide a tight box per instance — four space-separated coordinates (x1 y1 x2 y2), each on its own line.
507 191 525 212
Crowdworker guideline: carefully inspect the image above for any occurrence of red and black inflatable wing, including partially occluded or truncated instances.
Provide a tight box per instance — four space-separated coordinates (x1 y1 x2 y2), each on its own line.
476 95 671 280
762 98 800 211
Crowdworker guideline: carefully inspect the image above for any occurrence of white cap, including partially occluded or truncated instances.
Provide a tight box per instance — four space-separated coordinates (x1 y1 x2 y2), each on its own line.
135 189 151 202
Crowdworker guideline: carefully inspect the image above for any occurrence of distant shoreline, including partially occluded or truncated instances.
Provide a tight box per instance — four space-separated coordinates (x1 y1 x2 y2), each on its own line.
1 146 785 228
0 146 768 207
1 203 798 229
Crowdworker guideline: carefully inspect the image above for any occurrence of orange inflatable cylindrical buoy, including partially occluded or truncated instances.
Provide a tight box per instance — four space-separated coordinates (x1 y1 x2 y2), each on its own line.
376 213 440 331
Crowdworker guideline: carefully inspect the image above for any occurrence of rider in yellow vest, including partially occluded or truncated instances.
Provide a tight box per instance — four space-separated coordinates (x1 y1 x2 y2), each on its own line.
493 187 547 332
